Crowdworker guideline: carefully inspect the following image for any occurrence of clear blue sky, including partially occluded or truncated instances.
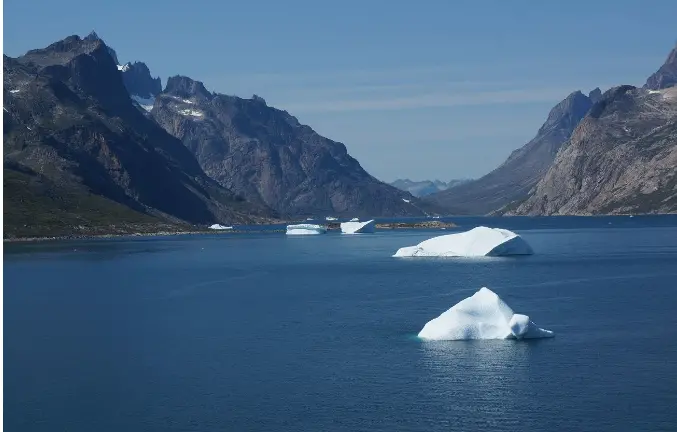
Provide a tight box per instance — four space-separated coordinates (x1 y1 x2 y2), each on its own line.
5 0 676 182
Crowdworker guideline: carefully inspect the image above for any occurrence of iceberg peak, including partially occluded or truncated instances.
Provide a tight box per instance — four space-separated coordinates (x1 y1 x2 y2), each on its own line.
418 287 554 341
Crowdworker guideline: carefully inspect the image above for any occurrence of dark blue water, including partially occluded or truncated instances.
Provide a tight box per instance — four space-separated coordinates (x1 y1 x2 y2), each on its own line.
5 216 677 431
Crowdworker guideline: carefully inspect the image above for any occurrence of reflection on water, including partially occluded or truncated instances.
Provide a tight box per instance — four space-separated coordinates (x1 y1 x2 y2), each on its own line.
419 340 551 429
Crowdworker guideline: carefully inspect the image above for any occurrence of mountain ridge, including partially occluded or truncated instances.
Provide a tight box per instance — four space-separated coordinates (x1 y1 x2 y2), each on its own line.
425 89 595 214
510 85 677 215
149 74 439 217
3 34 273 238
509 42 677 216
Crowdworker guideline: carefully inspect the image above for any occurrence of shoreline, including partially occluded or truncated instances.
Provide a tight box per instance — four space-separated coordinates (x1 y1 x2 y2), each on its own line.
3 220 459 243
7 213 673 243
2 228 281 244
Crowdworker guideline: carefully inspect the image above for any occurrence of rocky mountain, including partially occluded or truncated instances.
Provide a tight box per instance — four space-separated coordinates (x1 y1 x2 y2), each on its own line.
3 33 271 238
426 89 596 214
390 178 472 197
645 43 677 90
512 85 677 215
119 61 161 111
149 75 434 217
589 87 603 104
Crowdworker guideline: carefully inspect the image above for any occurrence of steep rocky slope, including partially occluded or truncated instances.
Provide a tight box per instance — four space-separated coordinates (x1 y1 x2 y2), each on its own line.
150 76 435 217
3 34 271 237
512 44 677 216
425 90 597 214
512 85 677 215
119 61 161 112
645 43 677 90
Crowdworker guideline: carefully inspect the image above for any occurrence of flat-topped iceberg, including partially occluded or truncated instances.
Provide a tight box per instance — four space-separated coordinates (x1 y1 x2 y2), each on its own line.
209 224 233 230
286 223 327 235
418 287 554 341
394 226 533 257
341 219 376 234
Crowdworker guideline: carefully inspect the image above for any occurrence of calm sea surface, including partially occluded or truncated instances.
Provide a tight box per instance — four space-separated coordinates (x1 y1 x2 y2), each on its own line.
5 216 677 431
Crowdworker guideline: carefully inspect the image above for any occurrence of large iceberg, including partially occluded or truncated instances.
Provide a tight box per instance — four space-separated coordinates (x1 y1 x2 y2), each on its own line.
394 226 533 257
340 219 376 234
418 287 554 341
286 223 327 235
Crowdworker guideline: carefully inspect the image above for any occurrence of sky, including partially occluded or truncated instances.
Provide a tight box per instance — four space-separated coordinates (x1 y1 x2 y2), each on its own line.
4 0 677 182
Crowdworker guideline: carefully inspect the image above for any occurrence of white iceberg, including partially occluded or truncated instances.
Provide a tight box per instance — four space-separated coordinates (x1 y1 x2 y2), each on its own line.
286 223 327 235
418 287 554 341
394 226 533 257
340 219 376 234
349 217 359 222
325 216 338 221
209 224 233 230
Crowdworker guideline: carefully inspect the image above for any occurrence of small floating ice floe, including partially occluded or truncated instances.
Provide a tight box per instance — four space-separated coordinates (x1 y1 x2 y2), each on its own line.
325 216 338 221
209 224 233 230
394 226 533 257
349 217 359 222
340 219 375 234
286 224 327 235
418 287 554 341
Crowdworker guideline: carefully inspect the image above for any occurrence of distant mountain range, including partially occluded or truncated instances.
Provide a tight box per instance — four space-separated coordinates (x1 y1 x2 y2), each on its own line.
389 179 472 197
426 42 677 216
3 32 436 238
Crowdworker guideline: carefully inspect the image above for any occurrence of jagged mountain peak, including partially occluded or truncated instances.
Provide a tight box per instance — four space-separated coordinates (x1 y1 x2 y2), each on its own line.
164 75 211 99
587 85 636 119
84 30 101 41
645 43 677 90
119 61 162 101
4 34 272 234
20 32 120 70
588 87 603 104
535 90 592 136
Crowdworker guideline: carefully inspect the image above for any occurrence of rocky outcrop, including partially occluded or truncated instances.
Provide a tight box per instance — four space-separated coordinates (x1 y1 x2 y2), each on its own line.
120 61 161 99
3 34 272 237
150 76 436 217
645 44 677 90
426 90 594 214
588 87 603 104
511 86 677 215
